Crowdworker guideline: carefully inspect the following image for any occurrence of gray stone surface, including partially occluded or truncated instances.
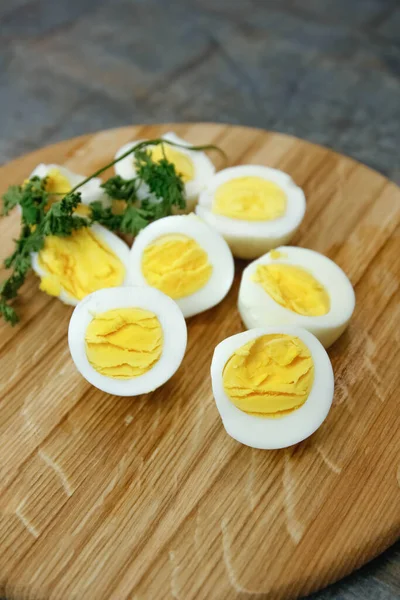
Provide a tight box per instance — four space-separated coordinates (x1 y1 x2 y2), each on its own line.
0 0 399 182
0 0 399 598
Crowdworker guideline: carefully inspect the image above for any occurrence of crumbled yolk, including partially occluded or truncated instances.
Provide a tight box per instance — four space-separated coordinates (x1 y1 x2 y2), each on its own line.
212 176 287 221
44 168 90 216
223 334 314 418
85 308 163 379
112 199 128 215
141 234 212 299
146 145 195 182
74 204 92 217
252 264 330 316
38 228 125 301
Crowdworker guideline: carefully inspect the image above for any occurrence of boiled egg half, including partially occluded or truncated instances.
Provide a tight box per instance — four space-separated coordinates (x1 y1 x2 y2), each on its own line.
114 131 216 212
68 286 187 396
30 163 109 217
128 214 234 318
211 326 334 449
196 165 306 259
31 224 130 306
238 246 355 348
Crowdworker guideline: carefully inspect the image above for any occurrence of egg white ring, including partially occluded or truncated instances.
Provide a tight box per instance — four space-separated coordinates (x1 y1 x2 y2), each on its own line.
196 164 305 238
114 132 215 203
211 326 334 449
114 140 144 180
31 224 131 306
68 286 187 396
128 214 235 318
238 246 356 348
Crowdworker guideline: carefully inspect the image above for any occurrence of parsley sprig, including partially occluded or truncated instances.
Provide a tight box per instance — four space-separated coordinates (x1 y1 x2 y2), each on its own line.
0 186 87 324
0 138 224 324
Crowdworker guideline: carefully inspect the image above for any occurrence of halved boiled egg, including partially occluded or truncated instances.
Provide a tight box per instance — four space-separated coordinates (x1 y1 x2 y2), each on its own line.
211 326 334 449
68 286 187 396
128 214 234 318
31 224 130 306
30 164 109 216
196 165 306 259
114 132 216 212
238 246 355 348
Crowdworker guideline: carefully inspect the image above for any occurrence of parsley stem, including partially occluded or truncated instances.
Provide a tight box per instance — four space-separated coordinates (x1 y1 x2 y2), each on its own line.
70 139 226 194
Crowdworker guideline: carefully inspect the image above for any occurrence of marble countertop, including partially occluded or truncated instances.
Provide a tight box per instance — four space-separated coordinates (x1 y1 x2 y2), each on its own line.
0 0 399 598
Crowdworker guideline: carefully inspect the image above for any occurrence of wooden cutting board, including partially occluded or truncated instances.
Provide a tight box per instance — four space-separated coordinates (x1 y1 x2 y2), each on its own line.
0 123 399 600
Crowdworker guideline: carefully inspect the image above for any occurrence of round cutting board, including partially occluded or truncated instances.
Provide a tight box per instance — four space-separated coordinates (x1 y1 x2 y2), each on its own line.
0 123 399 600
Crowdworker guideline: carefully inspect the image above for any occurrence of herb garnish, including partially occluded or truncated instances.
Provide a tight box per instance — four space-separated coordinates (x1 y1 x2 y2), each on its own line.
0 139 224 324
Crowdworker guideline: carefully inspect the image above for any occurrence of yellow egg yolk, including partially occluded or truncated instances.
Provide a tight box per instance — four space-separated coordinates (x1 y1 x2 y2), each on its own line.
46 168 72 195
223 334 314 418
38 228 125 301
74 204 92 217
43 168 91 217
213 176 287 221
252 264 330 316
141 234 212 299
85 308 163 379
145 145 195 183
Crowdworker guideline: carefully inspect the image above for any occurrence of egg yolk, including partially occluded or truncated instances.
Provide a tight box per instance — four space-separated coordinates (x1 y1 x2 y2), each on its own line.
74 204 92 217
40 168 72 212
146 145 195 183
252 264 330 316
46 168 72 195
213 176 287 221
85 308 163 379
43 168 91 217
141 234 212 299
38 228 125 301
223 334 314 418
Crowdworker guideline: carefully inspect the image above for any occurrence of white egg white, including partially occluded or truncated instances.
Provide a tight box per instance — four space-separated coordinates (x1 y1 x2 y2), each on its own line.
68 286 187 396
128 214 235 318
114 131 216 212
238 246 355 348
195 165 306 259
31 224 131 306
30 163 109 207
211 326 334 449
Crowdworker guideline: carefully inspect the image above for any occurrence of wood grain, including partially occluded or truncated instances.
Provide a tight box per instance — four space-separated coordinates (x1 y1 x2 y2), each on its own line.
0 123 399 600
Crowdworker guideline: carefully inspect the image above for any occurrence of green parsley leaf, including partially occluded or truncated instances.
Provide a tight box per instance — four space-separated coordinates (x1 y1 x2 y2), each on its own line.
42 193 87 237
89 201 123 232
1 185 23 216
135 148 185 210
119 205 150 235
101 176 139 204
